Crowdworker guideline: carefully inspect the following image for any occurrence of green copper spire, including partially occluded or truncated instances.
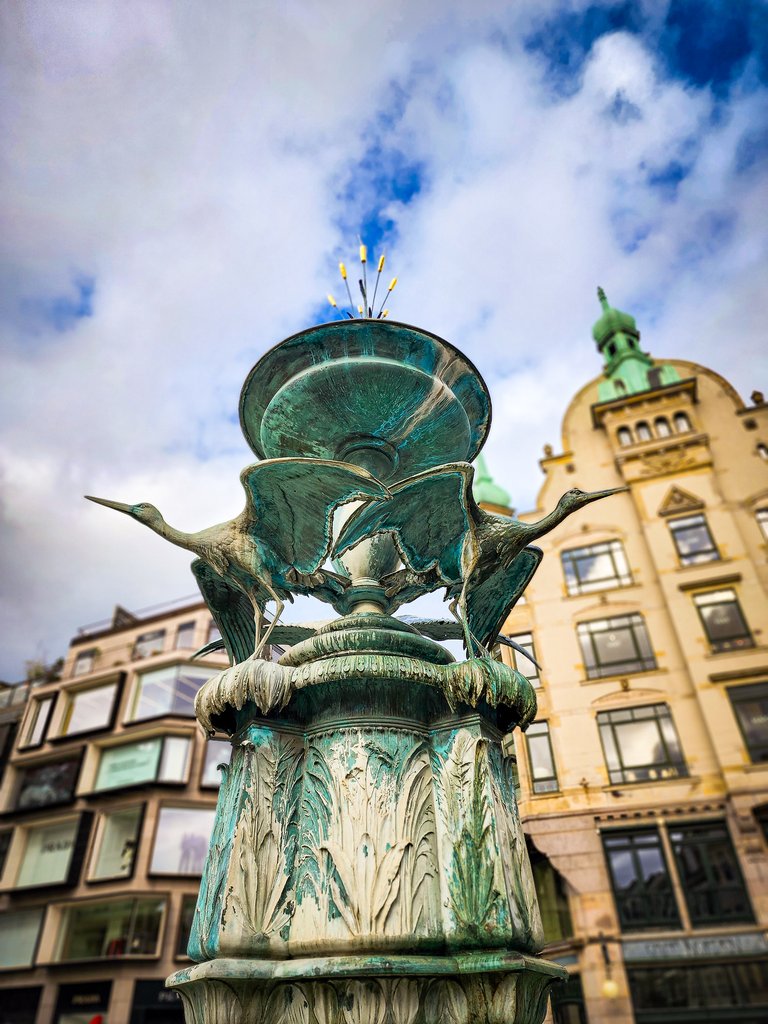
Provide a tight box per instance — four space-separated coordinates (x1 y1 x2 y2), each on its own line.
593 287 680 401
473 453 512 511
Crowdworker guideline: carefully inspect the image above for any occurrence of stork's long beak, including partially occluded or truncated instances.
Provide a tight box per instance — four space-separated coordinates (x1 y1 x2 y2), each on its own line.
85 495 134 515
583 485 629 503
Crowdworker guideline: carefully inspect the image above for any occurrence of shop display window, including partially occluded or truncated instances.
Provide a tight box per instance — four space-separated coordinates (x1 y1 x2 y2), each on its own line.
0 907 44 969
15 757 81 811
150 806 216 876
88 805 144 881
55 896 165 961
93 736 190 792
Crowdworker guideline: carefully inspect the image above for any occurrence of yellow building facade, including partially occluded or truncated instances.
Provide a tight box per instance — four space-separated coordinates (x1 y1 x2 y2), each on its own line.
499 293 768 1023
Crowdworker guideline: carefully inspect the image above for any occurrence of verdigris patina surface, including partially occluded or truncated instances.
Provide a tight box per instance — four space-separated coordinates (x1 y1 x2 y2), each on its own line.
91 309 625 1022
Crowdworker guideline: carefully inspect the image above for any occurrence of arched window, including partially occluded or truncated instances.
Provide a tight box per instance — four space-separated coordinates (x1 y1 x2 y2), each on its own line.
758 443 768 461
654 416 671 438
673 411 692 433
617 426 633 447
636 421 652 442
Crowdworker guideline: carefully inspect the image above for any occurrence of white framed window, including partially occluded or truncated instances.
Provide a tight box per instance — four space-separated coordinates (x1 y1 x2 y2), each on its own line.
561 539 632 595
20 695 55 749
149 806 216 876
93 736 191 792
87 805 143 881
59 680 120 737
127 664 218 722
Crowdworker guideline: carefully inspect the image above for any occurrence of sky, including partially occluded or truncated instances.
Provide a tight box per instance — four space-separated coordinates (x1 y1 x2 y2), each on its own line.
1 0 767 680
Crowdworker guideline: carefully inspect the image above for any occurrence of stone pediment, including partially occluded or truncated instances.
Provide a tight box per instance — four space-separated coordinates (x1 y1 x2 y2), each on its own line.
657 485 704 517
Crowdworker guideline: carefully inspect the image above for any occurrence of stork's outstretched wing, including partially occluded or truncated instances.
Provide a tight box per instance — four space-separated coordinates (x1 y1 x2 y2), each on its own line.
334 463 476 583
191 559 261 665
461 546 542 655
240 458 390 575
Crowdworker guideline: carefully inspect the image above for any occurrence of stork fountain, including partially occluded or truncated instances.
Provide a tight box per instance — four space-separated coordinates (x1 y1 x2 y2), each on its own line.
92 256 627 1022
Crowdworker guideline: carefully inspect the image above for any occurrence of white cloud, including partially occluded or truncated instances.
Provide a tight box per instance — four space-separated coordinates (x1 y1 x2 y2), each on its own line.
1 2 766 678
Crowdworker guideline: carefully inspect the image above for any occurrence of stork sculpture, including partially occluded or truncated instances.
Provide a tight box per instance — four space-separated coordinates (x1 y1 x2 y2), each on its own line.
335 462 626 655
87 457 390 660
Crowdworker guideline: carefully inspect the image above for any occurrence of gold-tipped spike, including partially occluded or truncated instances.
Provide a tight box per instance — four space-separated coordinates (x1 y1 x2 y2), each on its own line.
389 277 397 291
339 262 347 279
327 294 338 307
382 309 389 318
377 254 385 272
357 304 364 315
359 244 367 263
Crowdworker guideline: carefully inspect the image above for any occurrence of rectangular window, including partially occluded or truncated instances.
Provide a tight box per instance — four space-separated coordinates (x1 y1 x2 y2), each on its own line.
55 896 165 961
561 540 632 595
602 828 680 931
72 648 97 677
577 613 656 679
175 621 196 649
15 816 88 889
628 961 768 1017
693 588 754 653
598 704 687 785
93 736 190 792
201 739 232 788
88 805 143 881
525 721 558 793
16 758 80 811
668 513 719 565
128 664 218 722
0 908 44 969
59 681 119 737
176 894 197 957
729 681 768 762
0 831 12 878
20 695 55 749
507 632 540 687
669 821 754 926
132 630 166 660
150 806 216 876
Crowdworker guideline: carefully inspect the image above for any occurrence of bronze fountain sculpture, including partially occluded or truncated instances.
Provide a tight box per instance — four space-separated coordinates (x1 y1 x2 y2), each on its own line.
90 251 622 1023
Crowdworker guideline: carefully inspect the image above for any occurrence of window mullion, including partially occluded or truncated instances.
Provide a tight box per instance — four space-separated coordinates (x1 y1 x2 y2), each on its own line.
658 820 692 931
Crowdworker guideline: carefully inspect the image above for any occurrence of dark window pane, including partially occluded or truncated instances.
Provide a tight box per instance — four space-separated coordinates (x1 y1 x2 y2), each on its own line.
508 632 540 686
729 682 768 762
16 759 80 810
668 514 719 565
526 722 558 794
176 894 197 957
602 829 680 931
577 614 656 679
628 961 768 1014
58 897 164 960
597 704 686 785
669 822 753 926
694 589 754 652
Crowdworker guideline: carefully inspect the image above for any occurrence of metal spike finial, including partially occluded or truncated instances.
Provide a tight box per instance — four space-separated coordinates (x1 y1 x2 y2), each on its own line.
328 243 398 320
597 286 610 311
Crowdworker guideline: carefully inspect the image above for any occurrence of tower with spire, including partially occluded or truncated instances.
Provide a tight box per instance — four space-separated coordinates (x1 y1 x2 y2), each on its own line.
593 287 680 401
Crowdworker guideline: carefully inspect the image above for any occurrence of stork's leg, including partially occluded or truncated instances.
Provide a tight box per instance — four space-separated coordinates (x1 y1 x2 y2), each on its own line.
252 602 264 658
254 582 285 659
448 591 477 659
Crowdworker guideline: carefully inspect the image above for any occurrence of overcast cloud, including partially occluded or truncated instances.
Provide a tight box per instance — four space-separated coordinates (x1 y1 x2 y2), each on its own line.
1 0 767 679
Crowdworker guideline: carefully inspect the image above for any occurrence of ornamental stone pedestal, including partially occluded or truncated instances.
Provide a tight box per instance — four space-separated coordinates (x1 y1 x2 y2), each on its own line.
160 317 566 1022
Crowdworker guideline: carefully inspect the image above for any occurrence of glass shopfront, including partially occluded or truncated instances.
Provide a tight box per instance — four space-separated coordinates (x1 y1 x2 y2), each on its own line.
628 958 768 1022
0 987 42 1024
55 981 111 1024
130 980 184 1024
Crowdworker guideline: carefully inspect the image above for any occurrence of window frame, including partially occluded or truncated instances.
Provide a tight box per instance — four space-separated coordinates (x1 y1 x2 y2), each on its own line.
72 648 98 677
673 411 692 433
91 735 192 794
125 662 219 725
597 703 687 785
668 820 754 927
7 812 93 892
693 588 754 653
525 721 559 794
85 802 146 884
727 681 768 763
13 752 83 814
174 621 197 650
635 421 652 441
577 613 657 680
200 738 232 789
756 507 768 541
602 826 681 932
617 426 633 447
54 675 124 741
131 629 166 661
50 894 168 964
561 539 633 595
148 803 217 878
0 907 46 971
18 694 56 750
667 513 720 566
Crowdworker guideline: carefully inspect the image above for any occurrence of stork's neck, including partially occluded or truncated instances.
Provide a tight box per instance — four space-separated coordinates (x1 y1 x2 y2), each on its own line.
524 502 569 543
148 516 202 556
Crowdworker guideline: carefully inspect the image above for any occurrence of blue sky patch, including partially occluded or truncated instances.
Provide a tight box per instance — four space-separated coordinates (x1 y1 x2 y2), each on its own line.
20 274 95 334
